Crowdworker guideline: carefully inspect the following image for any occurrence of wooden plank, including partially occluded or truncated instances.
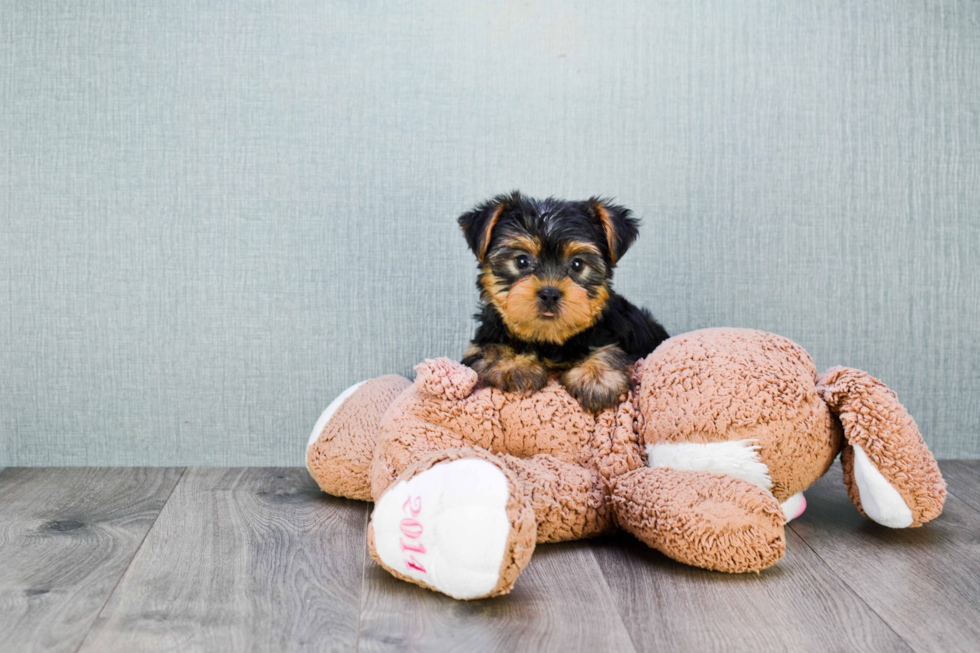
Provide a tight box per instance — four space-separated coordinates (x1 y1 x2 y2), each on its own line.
77 468 368 653
0 467 183 653
789 461 980 653
939 460 980 514
357 539 638 653
593 529 909 653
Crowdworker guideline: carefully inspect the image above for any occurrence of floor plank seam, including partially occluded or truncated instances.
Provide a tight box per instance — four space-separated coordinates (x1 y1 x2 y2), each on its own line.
353 502 370 653
786 522 917 653
70 467 188 653
939 461 980 514
945 488 980 517
589 541 642 653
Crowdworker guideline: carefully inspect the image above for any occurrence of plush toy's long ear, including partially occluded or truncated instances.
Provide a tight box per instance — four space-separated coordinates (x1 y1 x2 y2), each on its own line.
457 192 518 262
816 366 945 528
587 198 640 265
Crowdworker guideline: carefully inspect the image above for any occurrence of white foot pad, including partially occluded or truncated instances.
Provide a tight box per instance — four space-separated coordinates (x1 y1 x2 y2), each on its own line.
852 444 914 528
780 492 807 523
372 458 512 599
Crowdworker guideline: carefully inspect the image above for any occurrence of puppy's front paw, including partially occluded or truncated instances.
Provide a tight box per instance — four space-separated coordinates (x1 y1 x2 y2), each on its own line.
482 362 549 395
563 372 627 412
561 346 631 413
463 344 548 395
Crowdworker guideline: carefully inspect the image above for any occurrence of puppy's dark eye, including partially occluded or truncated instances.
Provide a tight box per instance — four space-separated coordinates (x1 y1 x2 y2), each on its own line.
571 258 585 273
515 255 530 270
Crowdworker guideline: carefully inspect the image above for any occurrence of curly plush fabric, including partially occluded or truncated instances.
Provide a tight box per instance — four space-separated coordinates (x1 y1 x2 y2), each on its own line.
817 366 946 526
307 375 411 501
370 361 618 545
636 328 842 502
613 466 786 573
307 328 945 599
414 357 479 400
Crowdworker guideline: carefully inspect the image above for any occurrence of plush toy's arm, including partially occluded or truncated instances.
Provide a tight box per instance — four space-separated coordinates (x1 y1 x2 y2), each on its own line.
592 383 645 495
816 366 945 528
413 357 479 400
612 466 786 573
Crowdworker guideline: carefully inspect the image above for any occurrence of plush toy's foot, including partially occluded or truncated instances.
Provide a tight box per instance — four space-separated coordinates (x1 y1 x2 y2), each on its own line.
368 452 536 600
613 467 786 573
307 381 366 450
817 367 945 528
306 375 412 501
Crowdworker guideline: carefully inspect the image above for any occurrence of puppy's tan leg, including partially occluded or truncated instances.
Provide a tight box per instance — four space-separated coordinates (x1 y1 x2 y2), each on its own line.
561 345 631 413
463 343 549 395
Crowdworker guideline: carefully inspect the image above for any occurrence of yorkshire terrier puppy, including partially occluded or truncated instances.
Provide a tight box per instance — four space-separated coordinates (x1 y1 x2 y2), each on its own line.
458 191 669 413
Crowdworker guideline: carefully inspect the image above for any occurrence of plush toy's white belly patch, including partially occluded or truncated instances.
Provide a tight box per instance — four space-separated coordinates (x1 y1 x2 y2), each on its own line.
646 440 774 490
646 440 807 522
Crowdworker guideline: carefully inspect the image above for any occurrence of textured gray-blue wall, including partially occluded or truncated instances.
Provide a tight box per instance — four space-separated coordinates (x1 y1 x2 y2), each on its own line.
1 1 978 465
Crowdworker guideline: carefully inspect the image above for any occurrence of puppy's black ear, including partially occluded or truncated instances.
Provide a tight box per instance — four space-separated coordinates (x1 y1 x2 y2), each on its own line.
587 198 640 265
457 192 518 262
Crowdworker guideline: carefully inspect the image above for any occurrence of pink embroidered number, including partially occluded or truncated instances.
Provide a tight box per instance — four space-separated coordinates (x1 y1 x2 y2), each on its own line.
402 496 421 517
405 556 427 573
400 538 427 554
400 495 427 574
399 518 423 539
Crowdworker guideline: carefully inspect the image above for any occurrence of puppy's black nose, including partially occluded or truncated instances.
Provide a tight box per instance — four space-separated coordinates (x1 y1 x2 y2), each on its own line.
537 286 562 306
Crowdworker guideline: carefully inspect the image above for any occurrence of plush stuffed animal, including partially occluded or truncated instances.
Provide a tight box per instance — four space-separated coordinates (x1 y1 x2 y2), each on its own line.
306 328 945 600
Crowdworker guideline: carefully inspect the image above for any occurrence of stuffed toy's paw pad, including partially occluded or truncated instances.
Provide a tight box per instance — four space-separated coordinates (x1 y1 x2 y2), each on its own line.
371 458 513 599
850 445 914 528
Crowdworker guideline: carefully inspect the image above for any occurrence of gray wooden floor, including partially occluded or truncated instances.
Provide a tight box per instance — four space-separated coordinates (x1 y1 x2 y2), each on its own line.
1 462 978 653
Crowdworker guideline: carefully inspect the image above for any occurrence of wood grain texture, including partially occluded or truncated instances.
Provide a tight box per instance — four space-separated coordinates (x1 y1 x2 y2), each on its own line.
5 465 980 651
789 461 980 653
77 468 368 653
938 460 980 514
0 467 183 653
357 540 637 653
593 529 909 653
